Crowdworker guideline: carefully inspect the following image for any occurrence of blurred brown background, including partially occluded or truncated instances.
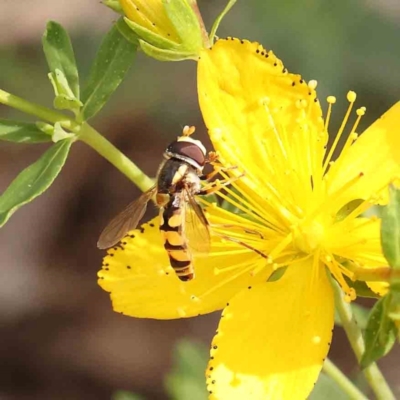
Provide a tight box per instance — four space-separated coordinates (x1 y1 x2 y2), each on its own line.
1 0 400 399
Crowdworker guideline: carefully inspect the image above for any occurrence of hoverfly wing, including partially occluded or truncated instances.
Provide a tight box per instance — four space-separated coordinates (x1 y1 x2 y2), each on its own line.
97 186 157 249
182 188 211 256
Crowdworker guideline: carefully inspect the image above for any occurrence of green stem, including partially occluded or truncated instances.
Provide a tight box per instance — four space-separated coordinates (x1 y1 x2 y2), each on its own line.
322 358 368 400
0 88 79 131
0 87 154 192
333 281 396 400
79 123 154 192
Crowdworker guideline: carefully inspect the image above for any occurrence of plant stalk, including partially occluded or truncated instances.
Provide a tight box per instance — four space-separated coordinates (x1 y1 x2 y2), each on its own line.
333 281 396 400
79 123 154 192
322 358 368 400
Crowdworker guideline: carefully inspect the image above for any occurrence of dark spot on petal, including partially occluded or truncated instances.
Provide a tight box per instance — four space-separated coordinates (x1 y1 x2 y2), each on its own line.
140 227 145 233
212 380 216 384
300 79 304 84
274 62 277 66
210 367 214 371
213 345 218 350
130 234 135 238
248 286 252 289
256 49 260 54
127 265 131 269
149 223 155 227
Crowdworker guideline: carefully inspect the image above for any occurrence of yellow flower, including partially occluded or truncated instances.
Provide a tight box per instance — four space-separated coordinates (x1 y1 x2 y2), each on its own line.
98 38 400 399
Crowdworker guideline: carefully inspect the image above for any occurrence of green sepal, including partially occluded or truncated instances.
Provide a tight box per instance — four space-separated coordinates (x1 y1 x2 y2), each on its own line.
0 119 51 143
42 21 80 99
209 0 237 44
102 0 123 14
360 295 397 369
80 22 137 121
0 139 73 227
48 69 83 112
139 40 196 61
124 17 180 50
116 18 139 46
381 185 400 273
163 0 203 52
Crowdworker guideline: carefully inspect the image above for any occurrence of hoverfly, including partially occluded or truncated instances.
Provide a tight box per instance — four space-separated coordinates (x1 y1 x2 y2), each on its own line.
98 126 221 281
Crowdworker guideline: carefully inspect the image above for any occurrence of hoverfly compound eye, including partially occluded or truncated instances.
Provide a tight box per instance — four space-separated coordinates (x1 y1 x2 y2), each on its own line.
165 136 206 170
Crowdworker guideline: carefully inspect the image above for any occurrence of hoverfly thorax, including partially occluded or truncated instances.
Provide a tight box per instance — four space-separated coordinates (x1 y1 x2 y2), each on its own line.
164 135 207 174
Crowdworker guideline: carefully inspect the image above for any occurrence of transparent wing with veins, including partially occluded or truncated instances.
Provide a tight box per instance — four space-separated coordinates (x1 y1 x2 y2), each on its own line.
182 189 211 256
97 187 157 249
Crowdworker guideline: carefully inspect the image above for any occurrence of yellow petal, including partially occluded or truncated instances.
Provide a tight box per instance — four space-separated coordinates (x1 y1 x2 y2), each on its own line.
367 281 389 297
326 217 386 267
198 38 326 221
206 259 334 400
327 102 400 208
98 217 271 320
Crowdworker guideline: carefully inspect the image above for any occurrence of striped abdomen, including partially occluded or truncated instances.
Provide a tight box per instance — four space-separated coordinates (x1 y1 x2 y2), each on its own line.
159 200 194 281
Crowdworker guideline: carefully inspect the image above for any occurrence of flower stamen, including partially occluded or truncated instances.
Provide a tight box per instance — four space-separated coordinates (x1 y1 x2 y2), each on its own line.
323 91 357 175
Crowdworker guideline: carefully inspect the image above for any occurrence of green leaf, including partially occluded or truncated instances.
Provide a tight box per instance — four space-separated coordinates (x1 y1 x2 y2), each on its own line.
42 21 80 99
0 139 73 227
381 185 400 271
360 295 397 369
48 70 83 112
163 0 203 51
387 286 400 322
165 340 208 400
139 40 195 61
0 120 51 143
80 23 137 121
209 0 237 44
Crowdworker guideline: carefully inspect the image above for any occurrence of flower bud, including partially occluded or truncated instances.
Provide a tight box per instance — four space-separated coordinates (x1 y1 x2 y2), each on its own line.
119 0 205 61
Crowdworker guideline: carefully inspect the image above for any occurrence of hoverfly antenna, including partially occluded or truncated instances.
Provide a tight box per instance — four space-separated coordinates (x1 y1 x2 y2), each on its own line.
182 125 196 137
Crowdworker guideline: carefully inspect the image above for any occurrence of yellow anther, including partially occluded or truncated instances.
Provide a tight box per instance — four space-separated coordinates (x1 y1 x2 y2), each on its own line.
327 96 336 104
308 80 318 90
350 132 358 140
356 107 366 116
347 91 357 103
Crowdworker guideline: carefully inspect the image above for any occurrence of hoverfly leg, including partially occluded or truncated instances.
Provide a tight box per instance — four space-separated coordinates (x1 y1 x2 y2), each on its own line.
198 173 245 196
217 234 269 259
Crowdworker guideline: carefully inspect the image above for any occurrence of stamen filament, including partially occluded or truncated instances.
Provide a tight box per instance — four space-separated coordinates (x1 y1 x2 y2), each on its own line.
323 91 357 175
